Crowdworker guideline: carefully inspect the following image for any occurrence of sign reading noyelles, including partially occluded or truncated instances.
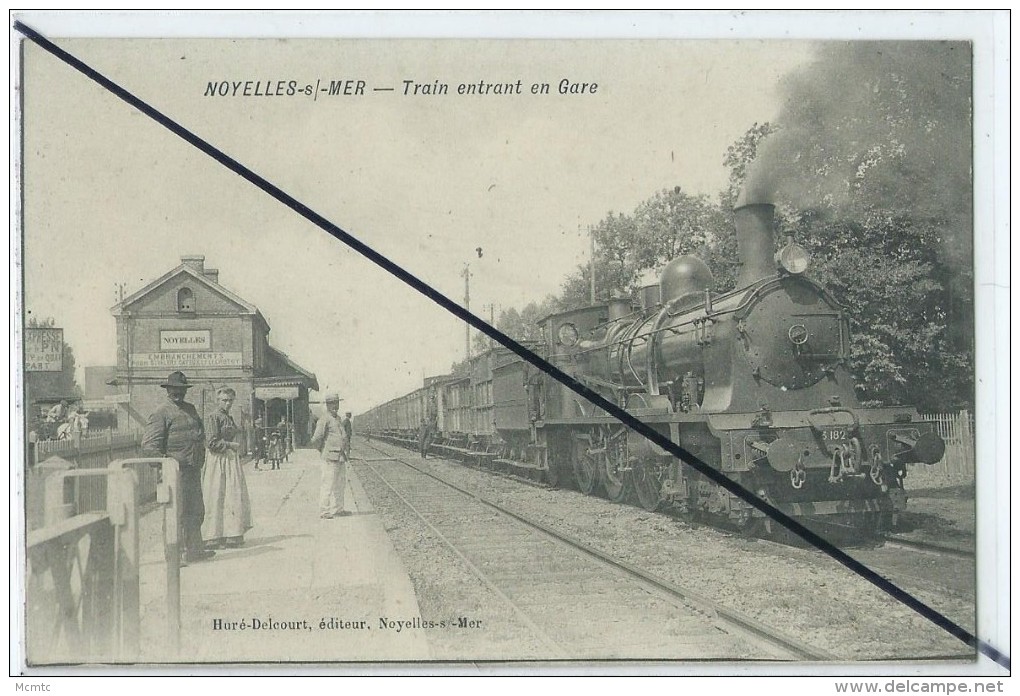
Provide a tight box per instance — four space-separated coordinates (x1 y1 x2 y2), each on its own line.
160 330 211 351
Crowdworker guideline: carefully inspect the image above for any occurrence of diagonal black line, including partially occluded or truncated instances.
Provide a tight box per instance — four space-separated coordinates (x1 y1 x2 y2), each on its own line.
13 21 1007 670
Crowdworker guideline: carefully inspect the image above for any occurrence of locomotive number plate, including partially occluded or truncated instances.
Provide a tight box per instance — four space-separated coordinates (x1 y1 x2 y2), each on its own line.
822 428 849 442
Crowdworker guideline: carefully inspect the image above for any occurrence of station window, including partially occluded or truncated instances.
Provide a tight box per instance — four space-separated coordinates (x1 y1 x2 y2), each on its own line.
177 287 195 313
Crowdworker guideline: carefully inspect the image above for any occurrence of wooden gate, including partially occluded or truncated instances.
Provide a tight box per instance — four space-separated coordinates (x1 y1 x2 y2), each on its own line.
25 458 182 665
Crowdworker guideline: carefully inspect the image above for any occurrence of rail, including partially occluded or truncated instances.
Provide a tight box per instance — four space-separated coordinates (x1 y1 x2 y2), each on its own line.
361 440 832 661
881 535 975 560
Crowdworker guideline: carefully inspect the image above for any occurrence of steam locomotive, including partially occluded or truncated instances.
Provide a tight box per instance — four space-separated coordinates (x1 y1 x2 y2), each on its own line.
360 195 945 533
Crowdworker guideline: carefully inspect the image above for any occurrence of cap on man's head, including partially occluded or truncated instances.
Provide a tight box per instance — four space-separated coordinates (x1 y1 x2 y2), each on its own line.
216 386 236 398
160 371 192 389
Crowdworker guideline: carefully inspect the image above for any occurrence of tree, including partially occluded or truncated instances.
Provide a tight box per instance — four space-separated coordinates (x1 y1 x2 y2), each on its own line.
590 213 642 298
743 42 974 409
462 296 562 363
633 187 733 292
24 316 83 441
558 265 596 311
721 121 776 210
556 189 736 309
795 214 968 410
557 213 643 310
495 298 559 343
25 316 82 400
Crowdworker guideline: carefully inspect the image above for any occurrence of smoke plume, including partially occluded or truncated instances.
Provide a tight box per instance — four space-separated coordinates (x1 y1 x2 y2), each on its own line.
745 41 972 259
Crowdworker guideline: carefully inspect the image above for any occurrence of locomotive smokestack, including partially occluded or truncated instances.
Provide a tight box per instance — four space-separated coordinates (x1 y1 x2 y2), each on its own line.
733 198 777 286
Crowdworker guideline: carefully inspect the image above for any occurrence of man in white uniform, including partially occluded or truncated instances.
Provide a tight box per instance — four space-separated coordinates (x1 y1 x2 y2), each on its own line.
309 393 351 519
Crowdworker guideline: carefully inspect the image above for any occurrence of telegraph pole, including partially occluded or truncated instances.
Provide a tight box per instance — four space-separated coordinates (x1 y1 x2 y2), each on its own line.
589 225 596 305
486 304 496 348
461 263 471 360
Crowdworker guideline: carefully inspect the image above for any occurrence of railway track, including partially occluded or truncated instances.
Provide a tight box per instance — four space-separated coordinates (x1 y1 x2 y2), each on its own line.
356 440 832 661
377 435 977 561
738 519 976 602
880 535 975 560
371 434 554 490
734 516 976 658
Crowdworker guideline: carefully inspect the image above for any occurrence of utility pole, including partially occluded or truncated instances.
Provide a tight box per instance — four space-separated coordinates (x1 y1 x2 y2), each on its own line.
461 263 471 360
589 225 596 305
486 304 496 348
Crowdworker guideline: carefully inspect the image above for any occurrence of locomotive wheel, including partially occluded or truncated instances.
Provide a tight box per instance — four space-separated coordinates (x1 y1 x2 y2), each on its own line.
600 427 631 503
571 433 599 495
602 463 628 502
631 460 664 512
543 457 561 488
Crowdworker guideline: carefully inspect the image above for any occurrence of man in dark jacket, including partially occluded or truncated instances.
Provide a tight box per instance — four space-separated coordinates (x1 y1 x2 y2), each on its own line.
342 412 353 457
142 371 214 563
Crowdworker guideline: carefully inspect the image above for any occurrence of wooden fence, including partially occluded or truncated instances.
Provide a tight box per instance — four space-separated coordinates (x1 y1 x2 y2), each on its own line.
910 410 975 486
26 430 155 531
27 463 155 664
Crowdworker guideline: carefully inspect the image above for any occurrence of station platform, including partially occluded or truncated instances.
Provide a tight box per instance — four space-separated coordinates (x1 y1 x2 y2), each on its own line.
136 447 430 664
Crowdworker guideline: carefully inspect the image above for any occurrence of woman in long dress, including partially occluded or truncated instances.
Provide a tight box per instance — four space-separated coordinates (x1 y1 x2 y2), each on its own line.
202 387 253 548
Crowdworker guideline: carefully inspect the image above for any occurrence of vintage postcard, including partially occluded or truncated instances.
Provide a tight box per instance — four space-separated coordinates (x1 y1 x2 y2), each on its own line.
11 11 1009 679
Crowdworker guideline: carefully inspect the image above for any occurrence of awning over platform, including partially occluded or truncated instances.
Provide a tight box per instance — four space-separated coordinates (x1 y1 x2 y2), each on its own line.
255 346 319 393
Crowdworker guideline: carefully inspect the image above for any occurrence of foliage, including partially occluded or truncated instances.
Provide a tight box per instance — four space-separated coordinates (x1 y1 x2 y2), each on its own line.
761 42 974 409
457 296 563 366
795 213 969 409
25 316 82 400
24 316 83 438
557 213 640 310
632 188 730 271
496 297 561 343
557 189 736 310
721 121 777 210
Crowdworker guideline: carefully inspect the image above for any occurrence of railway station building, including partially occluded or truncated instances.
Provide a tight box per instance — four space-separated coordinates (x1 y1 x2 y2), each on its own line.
108 255 319 446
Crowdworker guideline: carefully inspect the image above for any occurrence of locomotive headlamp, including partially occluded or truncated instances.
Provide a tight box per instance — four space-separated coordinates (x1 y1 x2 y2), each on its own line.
776 241 811 275
557 322 579 346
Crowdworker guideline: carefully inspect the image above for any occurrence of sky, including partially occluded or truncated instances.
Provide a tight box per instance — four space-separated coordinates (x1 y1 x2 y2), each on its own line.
20 33 820 413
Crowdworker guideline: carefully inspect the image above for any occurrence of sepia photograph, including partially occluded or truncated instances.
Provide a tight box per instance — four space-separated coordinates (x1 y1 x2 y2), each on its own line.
10 10 1009 680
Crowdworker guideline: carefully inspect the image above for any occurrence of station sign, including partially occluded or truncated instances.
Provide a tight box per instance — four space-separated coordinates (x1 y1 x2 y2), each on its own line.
255 386 300 400
25 328 63 372
160 329 211 351
129 352 242 368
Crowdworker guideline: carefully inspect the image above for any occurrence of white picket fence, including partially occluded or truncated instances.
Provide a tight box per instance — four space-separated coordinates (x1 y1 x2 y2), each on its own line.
909 410 975 487
27 429 153 530
35 429 144 469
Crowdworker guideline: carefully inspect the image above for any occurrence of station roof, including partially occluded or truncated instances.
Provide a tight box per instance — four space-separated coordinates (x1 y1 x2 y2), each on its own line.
110 258 271 334
31 395 82 405
255 346 319 392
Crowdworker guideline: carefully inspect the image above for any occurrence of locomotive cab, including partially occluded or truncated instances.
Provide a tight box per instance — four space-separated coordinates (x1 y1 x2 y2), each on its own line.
541 305 608 356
